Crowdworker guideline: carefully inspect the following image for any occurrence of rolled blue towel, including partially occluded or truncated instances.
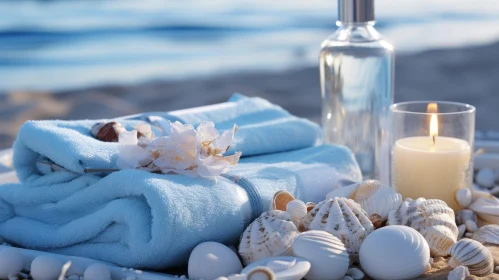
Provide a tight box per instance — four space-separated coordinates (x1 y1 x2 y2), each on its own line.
0 145 361 269
13 94 322 181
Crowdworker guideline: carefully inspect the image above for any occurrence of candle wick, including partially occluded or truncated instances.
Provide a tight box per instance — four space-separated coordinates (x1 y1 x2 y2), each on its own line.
433 135 436 145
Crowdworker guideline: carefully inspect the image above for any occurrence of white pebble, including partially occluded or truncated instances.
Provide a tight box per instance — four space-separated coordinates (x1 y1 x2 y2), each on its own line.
31 256 64 280
0 248 24 278
465 232 474 238
346 267 364 279
342 276 354 280
457 224 466 239
455 188 472 208
135 270 142 274
84 263 111 280
465 220 478 233
476 168 495 188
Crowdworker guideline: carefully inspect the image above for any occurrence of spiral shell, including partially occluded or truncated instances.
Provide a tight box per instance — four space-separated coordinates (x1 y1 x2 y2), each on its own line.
239 210 299 265
326 180 402 221
449 239 494 277
473 224 499 246
387 198 458 257
301 197 374 260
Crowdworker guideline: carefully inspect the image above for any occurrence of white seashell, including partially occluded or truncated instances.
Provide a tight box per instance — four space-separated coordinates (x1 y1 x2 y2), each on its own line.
270 191 295 212
359 225 430 280
301 197 374 260
286 200 307 222
241 256 311 280
464 220 478 233
31 256 65 280
326 180 402 221
447 266 470 280
471 189 493 203
387 198 458 257
472 224 499 245
476 169 495 188
457 224 466 239
469 197 499 226
189 242 243 280
449 238 494 276
455 209 477 225
292 230 349 280
455 188 472 208
239 211 299 266
346 268 364 280
246 266 275 280
0 248 24 278
84 263 111 280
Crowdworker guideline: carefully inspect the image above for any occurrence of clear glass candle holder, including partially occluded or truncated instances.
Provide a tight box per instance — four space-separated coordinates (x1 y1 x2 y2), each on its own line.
390 101 475 210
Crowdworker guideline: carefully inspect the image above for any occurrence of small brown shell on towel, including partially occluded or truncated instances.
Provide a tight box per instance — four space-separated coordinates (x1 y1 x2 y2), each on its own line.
91 122 126 142
270 190 295 211
449 238 494 277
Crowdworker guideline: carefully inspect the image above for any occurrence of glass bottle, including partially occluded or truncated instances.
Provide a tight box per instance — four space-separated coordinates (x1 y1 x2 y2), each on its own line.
320 0 394 183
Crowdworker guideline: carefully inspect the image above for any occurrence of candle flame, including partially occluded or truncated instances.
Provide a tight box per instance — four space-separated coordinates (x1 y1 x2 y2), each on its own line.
428 103 439 144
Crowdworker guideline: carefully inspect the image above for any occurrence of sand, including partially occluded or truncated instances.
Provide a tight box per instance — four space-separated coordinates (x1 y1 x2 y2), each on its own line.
1 42 499 149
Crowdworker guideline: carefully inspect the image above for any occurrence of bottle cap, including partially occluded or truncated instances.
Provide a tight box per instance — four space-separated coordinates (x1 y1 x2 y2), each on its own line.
338 0 375 23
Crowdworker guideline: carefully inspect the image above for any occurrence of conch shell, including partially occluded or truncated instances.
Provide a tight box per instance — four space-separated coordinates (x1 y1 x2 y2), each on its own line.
300 197 374 260
388 198 458 257
238 210 299 265
449 238 494 277
469 197 499 226
326 180 402 221
472 224 499 246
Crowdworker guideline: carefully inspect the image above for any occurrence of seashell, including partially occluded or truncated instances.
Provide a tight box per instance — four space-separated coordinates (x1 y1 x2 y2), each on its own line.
301 197 374 260
241 256 311 280
369 213 384 229
472 188 493 203
476 168 495 189
455 188 472 208
292 230 349 280
455 209 477 225
449 238 494 276
84 263 111 280
286 200 307 222
135 123 154 140
91 122 126 142
469 197 499 226
473 224 499 246
0 247 24 278
31 256 65 280
387 198 458 257
189 242 243 280
326 180 402 221
246 266 275 280
270 191 295 211
447 266 470 280
359 225 430 280
239 211 299 266
305 202 316 213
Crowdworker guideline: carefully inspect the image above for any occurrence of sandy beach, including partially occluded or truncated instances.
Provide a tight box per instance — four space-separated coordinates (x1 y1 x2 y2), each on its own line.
1 42 499 150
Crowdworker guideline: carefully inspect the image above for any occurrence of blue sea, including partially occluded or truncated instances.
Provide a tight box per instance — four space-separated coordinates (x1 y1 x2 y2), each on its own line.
1 0 499 91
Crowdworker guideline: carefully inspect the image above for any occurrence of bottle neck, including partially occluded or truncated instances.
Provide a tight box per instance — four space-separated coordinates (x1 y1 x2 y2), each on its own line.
332 21 381 42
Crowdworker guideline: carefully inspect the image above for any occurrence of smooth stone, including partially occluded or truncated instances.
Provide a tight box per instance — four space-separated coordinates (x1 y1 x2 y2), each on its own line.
84 263 111 280
476 169 495 188
455 188 473 208
342 277 354 280
0 248 24 278
188 242 243 280
31 256 65 280
465 232 474 238
346 268 364 280
465 220 478 233
458 224 466 239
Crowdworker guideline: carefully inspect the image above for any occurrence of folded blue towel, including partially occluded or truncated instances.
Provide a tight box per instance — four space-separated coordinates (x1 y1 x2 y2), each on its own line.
0 145 361 269
13 94 322 181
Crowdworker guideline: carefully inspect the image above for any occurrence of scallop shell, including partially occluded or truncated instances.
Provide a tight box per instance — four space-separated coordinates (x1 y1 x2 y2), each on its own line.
447 266 470 280
292 230 349 280
387 198 458 257
473 224 499 246
469 197 499 226
239 210 299 265
455 209 477 226
449 238 494 277
359 225 430 280
301 197 374 260
270 191 295 212
326 180 402 221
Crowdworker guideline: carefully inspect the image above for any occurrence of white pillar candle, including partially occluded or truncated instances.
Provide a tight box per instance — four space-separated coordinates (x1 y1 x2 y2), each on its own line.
392 136 471 210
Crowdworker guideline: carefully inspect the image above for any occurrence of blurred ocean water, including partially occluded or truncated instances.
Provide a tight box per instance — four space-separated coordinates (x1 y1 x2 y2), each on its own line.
1 0 499 91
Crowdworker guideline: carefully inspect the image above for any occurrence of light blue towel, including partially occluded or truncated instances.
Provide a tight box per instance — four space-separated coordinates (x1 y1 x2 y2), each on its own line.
13 94 322 181
0 145 361 269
